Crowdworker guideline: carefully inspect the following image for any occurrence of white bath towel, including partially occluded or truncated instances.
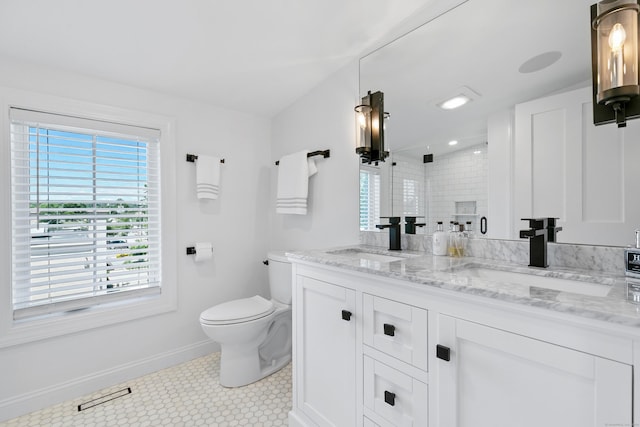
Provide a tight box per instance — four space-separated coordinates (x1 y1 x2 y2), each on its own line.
196 155 221 200
277 150 314 215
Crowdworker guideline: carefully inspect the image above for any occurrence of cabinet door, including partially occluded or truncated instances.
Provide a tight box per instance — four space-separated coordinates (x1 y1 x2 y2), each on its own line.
296 275 356 427
437 315 632 427
514 86 640 246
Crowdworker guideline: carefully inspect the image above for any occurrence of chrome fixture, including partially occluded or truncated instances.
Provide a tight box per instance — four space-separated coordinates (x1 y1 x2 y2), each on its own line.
547 218 563 243
376 216 401 250
520 218 550 268
405 216 426 235
591 0 640 127
355 90 389 164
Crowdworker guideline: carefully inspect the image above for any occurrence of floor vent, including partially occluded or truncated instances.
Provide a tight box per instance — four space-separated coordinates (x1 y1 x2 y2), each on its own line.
77 387 132 412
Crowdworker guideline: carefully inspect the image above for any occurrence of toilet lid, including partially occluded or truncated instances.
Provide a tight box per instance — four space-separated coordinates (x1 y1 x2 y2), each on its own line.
200 295 275 325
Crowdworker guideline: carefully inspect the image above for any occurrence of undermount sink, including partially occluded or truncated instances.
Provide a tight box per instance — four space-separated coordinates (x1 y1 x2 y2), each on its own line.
459 267 611 297
327 248 413 263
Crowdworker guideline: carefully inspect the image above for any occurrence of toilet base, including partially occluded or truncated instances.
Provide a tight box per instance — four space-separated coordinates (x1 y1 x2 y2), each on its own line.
219 344 291 388
216 307 292 387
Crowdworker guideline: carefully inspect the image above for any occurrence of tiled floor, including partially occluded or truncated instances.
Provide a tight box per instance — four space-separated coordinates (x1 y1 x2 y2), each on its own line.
1 352 292 426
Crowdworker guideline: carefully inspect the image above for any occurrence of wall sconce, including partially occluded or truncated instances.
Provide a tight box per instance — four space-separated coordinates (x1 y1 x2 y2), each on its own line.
591 0 640 127
355 90 389 163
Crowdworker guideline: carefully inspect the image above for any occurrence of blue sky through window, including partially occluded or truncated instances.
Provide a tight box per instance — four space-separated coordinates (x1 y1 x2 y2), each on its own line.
28 128 149 205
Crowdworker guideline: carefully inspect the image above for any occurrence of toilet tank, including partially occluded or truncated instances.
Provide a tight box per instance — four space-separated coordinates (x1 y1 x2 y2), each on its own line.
268 251 292 305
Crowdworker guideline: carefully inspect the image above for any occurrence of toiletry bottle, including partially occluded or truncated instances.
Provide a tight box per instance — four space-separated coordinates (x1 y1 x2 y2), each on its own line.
448 222 467 257
448 222 460 257
625 230 640 278
432 221 448 256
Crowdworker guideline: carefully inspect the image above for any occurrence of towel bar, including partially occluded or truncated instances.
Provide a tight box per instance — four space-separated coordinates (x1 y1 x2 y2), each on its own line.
275 149 330 165
186 154 225 163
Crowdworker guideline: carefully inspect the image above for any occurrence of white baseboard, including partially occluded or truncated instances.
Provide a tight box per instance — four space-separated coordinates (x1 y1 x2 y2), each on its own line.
289 410 311 427
0 339 220 422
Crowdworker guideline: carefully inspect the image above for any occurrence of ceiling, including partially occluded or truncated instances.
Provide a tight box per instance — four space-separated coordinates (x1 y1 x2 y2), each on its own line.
0 0 451 118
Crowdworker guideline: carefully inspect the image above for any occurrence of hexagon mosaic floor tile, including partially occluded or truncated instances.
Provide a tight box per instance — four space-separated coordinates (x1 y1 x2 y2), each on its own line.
2 352 292 426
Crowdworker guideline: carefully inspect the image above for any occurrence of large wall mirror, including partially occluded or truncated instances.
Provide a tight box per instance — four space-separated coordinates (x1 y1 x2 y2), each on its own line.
359 0 640 247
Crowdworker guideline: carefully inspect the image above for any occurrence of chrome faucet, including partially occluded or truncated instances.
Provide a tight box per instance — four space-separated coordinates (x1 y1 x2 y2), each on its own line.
520 218 549 268
376 216 401 250
547 217 563 243
404 216 426 234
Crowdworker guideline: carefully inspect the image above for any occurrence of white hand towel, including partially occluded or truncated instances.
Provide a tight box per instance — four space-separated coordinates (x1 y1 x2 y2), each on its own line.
277 150 312 215
307 158 318 177
196 155 221 200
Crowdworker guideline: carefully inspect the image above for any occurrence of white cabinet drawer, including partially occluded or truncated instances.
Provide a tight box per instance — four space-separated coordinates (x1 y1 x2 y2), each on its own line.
363 294 428 370
364 355 428 427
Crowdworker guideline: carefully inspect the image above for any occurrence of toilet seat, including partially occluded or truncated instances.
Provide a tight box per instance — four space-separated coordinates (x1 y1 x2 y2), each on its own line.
200 295 275 325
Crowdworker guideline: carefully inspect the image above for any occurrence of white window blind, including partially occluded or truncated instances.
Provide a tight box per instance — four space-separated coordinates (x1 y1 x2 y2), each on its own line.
10 107 162 320
359 168 380 231
403 178 419 216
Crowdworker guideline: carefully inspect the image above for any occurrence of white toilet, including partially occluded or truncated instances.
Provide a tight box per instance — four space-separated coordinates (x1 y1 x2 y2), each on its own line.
199 251 292 387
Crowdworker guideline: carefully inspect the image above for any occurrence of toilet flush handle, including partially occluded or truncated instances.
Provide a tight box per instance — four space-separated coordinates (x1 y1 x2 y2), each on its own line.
263 260 269 265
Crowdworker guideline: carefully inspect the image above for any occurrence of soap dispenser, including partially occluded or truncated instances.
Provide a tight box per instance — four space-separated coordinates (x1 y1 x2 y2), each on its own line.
432 221 448 256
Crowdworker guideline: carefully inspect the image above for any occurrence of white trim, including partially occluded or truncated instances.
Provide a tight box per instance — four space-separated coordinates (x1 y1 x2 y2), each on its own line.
0 340 219 423
0 87 178 347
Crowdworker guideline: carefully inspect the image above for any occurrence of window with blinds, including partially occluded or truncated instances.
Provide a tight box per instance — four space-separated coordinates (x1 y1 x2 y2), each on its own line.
359 168 381 231
403 178 419 216
10 108 162 321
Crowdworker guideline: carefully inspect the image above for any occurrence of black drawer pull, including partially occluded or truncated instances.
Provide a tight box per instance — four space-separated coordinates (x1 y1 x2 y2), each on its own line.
383 323 396 336
436 344 451 361
384 390 396 406
341 310 352 321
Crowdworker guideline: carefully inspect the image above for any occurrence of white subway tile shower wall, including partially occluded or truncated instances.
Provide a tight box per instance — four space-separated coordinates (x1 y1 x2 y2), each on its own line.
427 143 488 234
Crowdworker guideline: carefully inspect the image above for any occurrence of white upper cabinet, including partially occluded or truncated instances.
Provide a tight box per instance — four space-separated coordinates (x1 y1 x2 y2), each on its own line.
514 86 640 246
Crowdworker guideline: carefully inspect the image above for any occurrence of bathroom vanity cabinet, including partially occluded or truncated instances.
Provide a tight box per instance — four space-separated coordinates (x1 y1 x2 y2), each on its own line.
295 275 357 426
437 315 631 427
288 259 636 427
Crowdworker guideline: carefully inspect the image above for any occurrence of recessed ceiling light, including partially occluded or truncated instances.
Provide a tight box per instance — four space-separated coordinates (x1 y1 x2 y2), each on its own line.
436 86 481 111
474 150 482 154
448 140 458 146
439 95 471 110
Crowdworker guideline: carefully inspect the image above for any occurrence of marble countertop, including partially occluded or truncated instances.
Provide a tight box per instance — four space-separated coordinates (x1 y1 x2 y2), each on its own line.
287 245 640 328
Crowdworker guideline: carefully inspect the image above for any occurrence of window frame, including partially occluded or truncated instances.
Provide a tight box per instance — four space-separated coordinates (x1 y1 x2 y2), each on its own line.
0 88 177 348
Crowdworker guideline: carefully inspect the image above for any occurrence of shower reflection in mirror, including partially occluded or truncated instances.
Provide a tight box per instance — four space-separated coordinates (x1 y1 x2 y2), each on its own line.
359 143 488 236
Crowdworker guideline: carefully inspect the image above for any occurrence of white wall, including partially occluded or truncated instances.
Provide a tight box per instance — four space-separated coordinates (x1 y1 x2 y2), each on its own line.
269 61 361 251
0 56 272 420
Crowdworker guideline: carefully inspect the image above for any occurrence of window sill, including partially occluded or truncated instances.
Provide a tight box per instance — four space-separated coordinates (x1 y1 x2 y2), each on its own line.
0 290 177 348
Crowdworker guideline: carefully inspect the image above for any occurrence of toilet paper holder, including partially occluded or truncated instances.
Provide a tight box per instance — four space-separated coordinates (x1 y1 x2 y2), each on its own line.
186 244 214 257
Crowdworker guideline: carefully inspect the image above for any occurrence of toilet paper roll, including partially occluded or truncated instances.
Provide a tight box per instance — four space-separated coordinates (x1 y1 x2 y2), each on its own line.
194 242 213 262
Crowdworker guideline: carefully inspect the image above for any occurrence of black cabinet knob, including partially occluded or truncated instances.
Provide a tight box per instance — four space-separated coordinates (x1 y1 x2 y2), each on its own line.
341 310 352 321
436 344 451 361
383 323 396 337
384 390 396 406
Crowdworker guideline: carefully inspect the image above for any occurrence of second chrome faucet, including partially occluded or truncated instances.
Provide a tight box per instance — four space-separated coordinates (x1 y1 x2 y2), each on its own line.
520 217 563 268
